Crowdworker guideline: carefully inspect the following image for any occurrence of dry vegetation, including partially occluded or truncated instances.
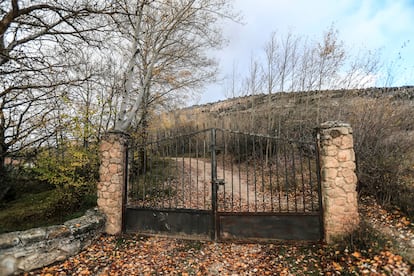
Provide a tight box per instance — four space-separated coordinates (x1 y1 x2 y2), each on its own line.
151 86 414 219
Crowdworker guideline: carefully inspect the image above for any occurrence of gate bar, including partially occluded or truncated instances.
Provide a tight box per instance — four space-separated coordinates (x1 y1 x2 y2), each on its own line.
210 128 218 240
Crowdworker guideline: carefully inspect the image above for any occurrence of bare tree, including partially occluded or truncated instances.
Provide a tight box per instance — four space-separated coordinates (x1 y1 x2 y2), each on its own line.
339 49 381 89
277 31 300 92
109 0 238 133
314 27 345 123
315 26 346 90
218 24 386 142
243 54 263 96
296 38 317 92
263 31 279 95
223 61 242 99
0 0 110 177
242 54 263 132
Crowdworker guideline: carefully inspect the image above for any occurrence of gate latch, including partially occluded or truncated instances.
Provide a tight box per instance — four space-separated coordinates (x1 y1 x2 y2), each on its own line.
214 179 225 186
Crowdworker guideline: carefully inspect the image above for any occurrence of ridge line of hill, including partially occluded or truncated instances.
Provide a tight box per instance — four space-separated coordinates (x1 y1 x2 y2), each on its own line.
183 86 414 113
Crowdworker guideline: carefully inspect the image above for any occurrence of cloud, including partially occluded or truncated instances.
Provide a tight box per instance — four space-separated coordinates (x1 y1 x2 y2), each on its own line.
340 0 414 48
198 0 414 104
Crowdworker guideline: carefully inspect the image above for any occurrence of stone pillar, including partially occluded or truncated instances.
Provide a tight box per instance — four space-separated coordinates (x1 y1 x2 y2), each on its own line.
97 131 129 235
318 121 359 243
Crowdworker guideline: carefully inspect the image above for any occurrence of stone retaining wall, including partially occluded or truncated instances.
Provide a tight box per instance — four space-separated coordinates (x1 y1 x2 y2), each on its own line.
0 208 105 276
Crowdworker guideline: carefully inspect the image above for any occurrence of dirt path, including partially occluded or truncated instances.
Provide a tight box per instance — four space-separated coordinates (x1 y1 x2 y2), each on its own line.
181 157 257 207
179 157 314 212
128 156 318 212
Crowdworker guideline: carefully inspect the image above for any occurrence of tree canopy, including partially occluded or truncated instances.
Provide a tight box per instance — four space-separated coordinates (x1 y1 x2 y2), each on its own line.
0 0 237 176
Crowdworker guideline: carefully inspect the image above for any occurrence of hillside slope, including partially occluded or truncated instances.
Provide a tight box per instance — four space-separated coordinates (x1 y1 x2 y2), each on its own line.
152 86 414 220
157 86 414 138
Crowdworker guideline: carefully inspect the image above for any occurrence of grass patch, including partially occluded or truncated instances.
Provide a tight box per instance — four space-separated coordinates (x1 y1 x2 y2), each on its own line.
332 219 391 257
0 189 96 234
129 157 177 200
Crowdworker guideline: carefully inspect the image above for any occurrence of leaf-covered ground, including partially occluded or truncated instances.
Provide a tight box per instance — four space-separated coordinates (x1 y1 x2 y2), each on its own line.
24 235 411 275
24 196 413 275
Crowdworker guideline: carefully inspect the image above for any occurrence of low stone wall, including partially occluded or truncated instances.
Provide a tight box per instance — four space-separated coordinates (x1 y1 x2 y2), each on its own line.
0 208 105 276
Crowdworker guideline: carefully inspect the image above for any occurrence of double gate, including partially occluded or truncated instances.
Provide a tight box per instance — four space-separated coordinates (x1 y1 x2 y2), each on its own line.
124 128 323 241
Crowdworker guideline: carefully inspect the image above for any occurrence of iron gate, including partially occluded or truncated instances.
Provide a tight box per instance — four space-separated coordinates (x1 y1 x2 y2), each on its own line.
124 128 323 241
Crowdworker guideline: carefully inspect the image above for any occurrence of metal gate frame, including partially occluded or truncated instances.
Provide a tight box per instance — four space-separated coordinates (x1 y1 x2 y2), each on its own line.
123 128 323 241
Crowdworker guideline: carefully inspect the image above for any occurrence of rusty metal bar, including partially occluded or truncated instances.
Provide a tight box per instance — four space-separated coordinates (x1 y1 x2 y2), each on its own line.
298 144 305 212
237 134 242 212
174 138 179 208
211 128 218 240
222 130 226 203
167 141 172 209
269 138 274 212
260 137 265 211
203 139 207 209
189 136 192 206
252 135 257 212
275 141 281 212
142 146 147 208
161 142 166 209
291 142 298 212
230 132 235 211
196 138 199 209
315 134 324 240
245 133 250 212
283 141 289 212
308 153 314 211
181 138 185 208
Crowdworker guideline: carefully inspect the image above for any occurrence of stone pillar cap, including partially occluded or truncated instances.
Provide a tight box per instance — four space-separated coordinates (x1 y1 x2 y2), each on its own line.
105 130 130 136
320 121 351 129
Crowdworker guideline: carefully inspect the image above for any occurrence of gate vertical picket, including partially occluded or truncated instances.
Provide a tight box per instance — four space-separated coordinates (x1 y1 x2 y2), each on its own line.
210 128 218 240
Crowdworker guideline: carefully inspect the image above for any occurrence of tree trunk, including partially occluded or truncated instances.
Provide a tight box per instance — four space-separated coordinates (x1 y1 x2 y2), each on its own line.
0 106 6 179
0 110 10 201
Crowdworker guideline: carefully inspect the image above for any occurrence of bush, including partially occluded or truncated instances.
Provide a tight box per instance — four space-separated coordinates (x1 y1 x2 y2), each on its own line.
350 99 414 218
0 144 99 233
32 144 99 215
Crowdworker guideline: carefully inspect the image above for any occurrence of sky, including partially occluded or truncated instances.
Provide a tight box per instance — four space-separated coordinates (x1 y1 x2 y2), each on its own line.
196 0 414 104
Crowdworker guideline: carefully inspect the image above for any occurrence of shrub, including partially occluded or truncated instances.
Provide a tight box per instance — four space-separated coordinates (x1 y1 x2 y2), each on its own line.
350 99 414 218
32 144 99 215
0 143 99 234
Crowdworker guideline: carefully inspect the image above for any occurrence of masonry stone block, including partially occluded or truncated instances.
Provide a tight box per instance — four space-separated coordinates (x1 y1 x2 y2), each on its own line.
108 164 119 174
337 149 352 162
100 142 111 152
337 127 350 135
340 135 354 149
340 161 356 170
0 209 104 276
109 157 122 164
322 156 339 168
101 150 110 159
